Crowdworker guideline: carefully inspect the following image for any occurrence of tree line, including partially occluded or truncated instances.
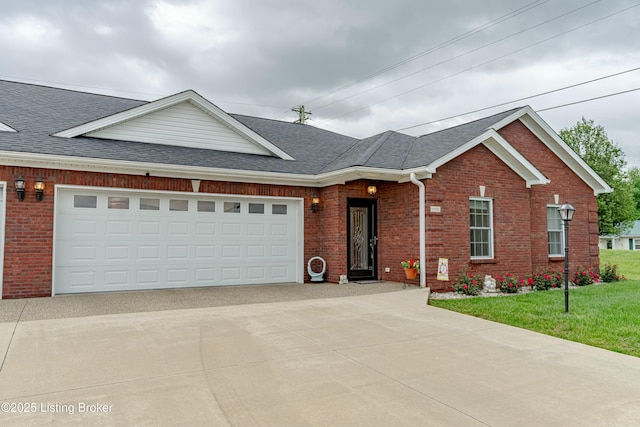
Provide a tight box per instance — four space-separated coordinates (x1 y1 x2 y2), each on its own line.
559 117 638 236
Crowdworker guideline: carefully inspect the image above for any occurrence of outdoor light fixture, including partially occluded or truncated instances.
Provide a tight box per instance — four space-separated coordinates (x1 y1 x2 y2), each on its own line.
34 177 45 201
15 176 25 201
558 202 576 314
311 195 320 213
367 184 377 197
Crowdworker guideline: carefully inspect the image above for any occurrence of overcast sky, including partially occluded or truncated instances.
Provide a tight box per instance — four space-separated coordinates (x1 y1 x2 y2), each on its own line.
2 0 639 167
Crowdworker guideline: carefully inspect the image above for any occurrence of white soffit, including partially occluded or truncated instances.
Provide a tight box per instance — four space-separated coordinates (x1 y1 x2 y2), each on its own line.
0 121 16 132
53 90 294 160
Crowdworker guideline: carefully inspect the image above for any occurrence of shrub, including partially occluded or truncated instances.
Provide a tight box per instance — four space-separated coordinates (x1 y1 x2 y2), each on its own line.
600 263 625 282
453 272 483 296
495 274 522 294
573 268 598 286
530 269 563 291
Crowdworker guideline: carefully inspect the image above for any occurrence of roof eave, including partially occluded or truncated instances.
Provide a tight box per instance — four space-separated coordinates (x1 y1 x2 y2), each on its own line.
492 106 612 195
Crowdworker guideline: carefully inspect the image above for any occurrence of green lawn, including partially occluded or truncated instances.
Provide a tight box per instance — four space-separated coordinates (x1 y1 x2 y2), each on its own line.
599 249 640 280
430 250 640 357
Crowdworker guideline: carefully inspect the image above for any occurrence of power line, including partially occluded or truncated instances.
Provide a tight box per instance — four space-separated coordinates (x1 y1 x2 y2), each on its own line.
276 0 549 122
303 0 549 107
395 66 640 132
537 87 640 112
318 1 640 124
313 0 600 115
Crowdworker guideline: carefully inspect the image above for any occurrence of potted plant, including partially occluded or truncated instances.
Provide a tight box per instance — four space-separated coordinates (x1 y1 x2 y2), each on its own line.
401 259 420 279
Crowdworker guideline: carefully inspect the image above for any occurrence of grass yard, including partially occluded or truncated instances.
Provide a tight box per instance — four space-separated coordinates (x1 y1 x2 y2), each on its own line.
599 249 640 280
430 250 640 357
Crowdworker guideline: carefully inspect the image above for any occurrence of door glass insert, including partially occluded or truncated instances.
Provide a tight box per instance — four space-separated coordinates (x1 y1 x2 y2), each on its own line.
272 204 287 215
108 197 130 209
197 201 215 212
169 199 188 211
349 207 369 270
140 198 160 210
224 202 241 213
73 195 97 208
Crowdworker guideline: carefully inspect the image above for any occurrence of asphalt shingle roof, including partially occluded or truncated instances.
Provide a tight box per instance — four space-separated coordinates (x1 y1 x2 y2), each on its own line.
0 80 524 175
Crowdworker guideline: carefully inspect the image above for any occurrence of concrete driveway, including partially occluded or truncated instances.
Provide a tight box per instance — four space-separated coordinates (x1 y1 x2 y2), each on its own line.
1 285 640 426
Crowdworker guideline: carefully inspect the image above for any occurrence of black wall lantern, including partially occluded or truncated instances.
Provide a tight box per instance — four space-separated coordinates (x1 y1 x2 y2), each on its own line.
34 177 45 201
311 195 320 213
15 176 25 201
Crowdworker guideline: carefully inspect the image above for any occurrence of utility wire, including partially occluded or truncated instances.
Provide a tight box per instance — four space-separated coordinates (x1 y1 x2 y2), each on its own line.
276 0 549 120
537 87 640 112
313 0 600 114
318 1 640 124
304 0 549 107
395 66 640 132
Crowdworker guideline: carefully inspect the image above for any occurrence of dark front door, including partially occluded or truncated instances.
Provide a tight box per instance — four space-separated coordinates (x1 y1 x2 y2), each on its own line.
347 198 377 280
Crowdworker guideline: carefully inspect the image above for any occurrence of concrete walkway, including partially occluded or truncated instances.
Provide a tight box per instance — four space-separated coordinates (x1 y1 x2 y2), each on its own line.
1 285 640 425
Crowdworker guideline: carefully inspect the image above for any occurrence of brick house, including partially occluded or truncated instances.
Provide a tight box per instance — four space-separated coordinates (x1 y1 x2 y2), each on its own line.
0 80 610 298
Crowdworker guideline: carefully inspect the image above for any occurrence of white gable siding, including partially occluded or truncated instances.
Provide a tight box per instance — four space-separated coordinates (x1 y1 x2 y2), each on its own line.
86 101 273 156
0 121 16 132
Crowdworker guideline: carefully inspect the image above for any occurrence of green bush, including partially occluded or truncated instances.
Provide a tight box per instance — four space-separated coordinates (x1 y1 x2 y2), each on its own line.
495 274 523 293
453 272 483 296
573 268 598 286
530 269 563 291
600 263 625 282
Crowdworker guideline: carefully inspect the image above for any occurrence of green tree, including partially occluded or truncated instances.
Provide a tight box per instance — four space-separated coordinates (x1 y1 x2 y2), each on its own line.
559 117 636 235
628 166 640 219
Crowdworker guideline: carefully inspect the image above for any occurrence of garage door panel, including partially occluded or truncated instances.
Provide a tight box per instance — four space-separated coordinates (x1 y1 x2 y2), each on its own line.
55 189 301 294
138 221 161 236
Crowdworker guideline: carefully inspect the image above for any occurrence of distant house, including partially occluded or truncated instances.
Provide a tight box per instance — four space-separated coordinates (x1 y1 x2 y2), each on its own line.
599 221 640 250
0 80 611 298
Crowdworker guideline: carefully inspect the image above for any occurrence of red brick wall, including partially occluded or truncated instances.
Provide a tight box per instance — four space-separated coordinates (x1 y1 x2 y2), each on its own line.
0 120 601 298
499 120 600 272
0 167 322 298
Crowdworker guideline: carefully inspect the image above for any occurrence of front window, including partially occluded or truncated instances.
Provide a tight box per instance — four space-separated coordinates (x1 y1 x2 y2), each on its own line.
470 198 493 258
547 206 563 256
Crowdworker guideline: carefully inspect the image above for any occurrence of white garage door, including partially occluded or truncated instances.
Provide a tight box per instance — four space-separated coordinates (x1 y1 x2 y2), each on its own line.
54 187 302 294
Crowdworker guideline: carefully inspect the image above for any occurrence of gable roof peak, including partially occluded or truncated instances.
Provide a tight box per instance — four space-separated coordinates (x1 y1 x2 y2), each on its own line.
52 89 294 160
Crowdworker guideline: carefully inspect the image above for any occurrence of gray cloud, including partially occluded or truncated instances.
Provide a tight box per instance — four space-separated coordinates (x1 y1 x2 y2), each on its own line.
1 0 639 166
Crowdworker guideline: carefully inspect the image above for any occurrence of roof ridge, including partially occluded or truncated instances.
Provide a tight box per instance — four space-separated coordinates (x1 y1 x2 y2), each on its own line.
353 131 395 166
417 106 524 138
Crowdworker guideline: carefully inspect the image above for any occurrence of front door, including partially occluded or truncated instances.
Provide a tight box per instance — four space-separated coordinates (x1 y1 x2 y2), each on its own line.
347 198 377 281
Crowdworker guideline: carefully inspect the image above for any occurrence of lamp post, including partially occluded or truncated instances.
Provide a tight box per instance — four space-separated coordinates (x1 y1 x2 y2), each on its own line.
558 202 576 314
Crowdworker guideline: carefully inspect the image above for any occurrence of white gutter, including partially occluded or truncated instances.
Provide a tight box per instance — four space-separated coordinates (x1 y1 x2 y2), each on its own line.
410 173 426 288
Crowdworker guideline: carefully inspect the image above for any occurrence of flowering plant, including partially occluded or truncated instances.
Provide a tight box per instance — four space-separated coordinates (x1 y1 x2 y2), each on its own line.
530 269 562 291
401 259 420 273
600 263 625 282
495 274 522 294
573 268 598 286
453 271 483 296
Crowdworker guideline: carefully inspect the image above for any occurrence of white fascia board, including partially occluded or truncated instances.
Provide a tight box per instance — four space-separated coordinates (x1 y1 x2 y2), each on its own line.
52 90 294 161
481 131 549 187
492 106 612 195
425 129 548 188
0 121 16 132
0 151 424 188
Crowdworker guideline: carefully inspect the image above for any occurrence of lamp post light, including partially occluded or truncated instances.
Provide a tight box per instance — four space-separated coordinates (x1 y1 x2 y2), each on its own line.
558 202 576 314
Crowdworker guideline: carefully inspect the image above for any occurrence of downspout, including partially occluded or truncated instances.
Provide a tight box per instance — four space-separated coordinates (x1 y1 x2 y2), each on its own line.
410 173 426 288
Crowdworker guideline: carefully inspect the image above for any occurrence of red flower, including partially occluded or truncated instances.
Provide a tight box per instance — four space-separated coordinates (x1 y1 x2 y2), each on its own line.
472 280 477 285
463 285 468 289
528 277 534 285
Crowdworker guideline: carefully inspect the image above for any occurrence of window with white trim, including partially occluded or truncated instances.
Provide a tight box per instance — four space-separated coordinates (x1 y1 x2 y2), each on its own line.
470 198 493 258
547 206 563 256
